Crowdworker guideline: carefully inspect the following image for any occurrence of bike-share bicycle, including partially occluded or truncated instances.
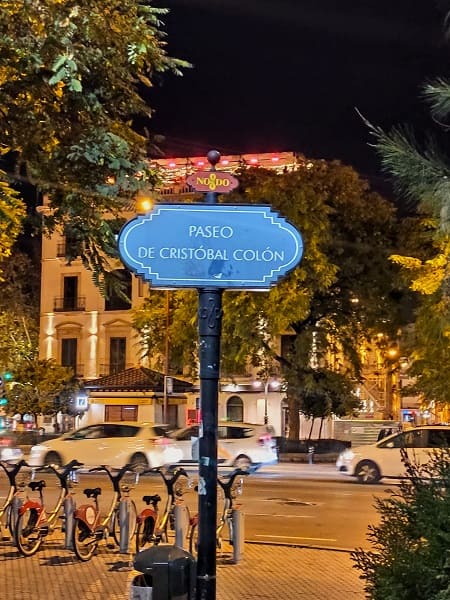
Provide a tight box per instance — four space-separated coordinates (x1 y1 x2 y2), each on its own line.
189 468 249 559
135 466 189 552
14 459 82 556
72 463 138 561
0 459 29 541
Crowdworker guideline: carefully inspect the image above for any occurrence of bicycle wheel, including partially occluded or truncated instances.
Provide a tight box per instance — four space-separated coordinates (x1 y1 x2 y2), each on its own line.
112 500 138 547
15 509 42 556
1 505 12 540
135 516 156 552
188 522 198 558
72 518 98 561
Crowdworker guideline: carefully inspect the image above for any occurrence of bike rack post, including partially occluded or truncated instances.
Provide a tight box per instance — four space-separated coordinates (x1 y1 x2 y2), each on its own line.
174 502 189 549
119 496 131 553
63 494 76 550
10 493 23 536
231 508 245 564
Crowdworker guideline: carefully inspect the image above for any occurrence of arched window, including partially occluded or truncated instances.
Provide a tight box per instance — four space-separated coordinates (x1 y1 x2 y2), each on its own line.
227 395 243 422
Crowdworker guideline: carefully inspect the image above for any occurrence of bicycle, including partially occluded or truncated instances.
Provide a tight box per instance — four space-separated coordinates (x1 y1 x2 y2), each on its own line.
188 468 249 558
72 463 138 561
135 466 189 552
14 459 82 556
0 459 29 541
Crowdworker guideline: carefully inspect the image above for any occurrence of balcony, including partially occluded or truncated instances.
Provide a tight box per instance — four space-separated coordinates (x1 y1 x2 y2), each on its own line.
62 364 84 378
53 297 86 312
99 363 134 376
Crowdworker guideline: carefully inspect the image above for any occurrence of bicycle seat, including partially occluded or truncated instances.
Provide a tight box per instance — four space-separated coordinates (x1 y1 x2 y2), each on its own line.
29 480 46 492
83 487 101 499
142 494 161 505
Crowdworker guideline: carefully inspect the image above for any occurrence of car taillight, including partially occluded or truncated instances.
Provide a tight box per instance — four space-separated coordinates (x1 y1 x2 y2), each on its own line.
258 434 273 446
151 437 171 446
0 438 11 447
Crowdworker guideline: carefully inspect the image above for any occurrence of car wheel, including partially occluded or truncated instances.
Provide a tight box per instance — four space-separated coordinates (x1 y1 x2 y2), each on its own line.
45 451 62 467
130 452 149 471
233 455 251 470
355 460 381 484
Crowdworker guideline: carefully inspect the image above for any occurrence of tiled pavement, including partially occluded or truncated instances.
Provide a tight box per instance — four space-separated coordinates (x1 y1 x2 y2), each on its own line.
0 533 366 600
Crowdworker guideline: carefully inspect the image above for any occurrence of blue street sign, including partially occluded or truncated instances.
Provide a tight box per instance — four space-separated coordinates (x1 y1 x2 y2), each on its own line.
118 204 303 289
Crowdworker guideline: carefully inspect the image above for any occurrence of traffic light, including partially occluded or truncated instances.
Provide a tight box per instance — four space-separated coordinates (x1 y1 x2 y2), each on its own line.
3 371 13 382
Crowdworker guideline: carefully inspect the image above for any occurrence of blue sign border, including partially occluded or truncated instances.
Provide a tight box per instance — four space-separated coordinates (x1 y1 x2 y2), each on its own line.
118 204 303 289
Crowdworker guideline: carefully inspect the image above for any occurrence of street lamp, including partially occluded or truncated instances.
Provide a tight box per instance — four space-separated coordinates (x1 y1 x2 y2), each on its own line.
255 378 281 424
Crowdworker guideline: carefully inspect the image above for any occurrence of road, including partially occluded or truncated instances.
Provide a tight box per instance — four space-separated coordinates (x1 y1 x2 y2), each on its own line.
0 462 394 552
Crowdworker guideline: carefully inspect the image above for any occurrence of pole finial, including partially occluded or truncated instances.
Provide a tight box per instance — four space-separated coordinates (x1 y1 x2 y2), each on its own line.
207 150 221 167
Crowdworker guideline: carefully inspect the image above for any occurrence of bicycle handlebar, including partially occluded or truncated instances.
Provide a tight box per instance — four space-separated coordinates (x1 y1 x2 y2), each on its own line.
88 463 137 493
0 459 28 487
32 459 84 491
143 466 189 498
217 468 249 498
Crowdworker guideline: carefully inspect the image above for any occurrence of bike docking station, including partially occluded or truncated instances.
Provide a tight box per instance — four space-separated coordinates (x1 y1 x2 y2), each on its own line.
119 150 304 600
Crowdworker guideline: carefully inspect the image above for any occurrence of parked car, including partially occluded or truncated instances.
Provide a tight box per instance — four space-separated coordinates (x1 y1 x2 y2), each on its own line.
0 430 60 462
336 425 450 484
169 421 278 469
28 421 183 469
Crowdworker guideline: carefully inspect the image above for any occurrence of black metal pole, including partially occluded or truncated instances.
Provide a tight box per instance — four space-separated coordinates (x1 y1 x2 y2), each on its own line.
196 150 222 600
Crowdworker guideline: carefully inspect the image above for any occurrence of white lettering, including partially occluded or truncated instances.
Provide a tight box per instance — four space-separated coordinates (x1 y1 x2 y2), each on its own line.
188 225 234 239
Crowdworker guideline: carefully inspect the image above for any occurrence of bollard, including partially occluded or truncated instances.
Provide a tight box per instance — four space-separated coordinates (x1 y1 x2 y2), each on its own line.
119 496 130 553
63 494 76 550
231 508 245 564
308 445 315 464
174 503 190 549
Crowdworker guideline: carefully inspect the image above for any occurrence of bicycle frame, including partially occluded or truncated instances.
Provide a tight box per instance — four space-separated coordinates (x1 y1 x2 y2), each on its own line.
189 468 248 557
72 463 137 561
152 467 189 543
0 459 28 539
15 459 82 556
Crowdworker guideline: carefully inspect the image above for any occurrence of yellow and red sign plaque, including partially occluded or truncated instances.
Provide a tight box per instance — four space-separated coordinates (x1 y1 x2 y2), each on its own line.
186 170 239 193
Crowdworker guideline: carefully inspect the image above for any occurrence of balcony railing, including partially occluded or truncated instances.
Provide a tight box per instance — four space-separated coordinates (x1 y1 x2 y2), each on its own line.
62 364 84 377
99 363 134 377
53 297 86 312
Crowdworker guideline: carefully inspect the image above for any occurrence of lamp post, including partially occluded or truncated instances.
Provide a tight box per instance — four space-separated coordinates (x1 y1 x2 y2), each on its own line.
255 378 280 425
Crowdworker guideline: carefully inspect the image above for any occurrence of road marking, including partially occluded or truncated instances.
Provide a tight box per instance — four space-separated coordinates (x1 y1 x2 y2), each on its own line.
255 534 337 542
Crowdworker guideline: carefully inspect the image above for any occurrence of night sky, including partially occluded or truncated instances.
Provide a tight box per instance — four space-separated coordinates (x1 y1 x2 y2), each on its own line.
148 0 448 189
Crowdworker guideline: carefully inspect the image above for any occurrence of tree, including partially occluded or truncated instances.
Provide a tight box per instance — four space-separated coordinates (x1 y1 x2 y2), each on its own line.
362 16 450 405
0 250 40 368
133 160 407 438
0 0 189 285
5 358 78 424
352 450 450 599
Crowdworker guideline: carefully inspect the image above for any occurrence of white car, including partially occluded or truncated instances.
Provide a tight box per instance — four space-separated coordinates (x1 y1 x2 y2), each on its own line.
28 422 183 469
337 425 450 484
170 421 278 470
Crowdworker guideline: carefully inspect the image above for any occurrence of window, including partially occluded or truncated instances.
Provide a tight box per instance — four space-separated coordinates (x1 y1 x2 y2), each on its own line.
105 405 137 422
105 269 132 310
61 338 77 371
103 424 138 438
383 430 428 449
226 395 243 422
63 276 78 310
428 429 450 448
109 337 126 374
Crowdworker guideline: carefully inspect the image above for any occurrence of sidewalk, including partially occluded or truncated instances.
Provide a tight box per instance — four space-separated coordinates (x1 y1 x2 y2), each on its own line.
0 534 366 600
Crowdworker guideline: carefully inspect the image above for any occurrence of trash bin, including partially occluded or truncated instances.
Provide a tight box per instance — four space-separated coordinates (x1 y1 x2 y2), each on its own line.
130 544 196 600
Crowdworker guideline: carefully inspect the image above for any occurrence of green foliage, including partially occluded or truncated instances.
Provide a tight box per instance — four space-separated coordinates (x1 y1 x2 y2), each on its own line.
0 0 190 284
0 170 26 266
133 161 405 436
361 10 450 404
0 250 40 367
352 450 450 599
5 358 79 417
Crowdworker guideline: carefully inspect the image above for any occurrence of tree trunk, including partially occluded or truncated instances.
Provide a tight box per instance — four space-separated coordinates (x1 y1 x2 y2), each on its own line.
287 395 299 440
318 417 324 439
308 418 314 440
